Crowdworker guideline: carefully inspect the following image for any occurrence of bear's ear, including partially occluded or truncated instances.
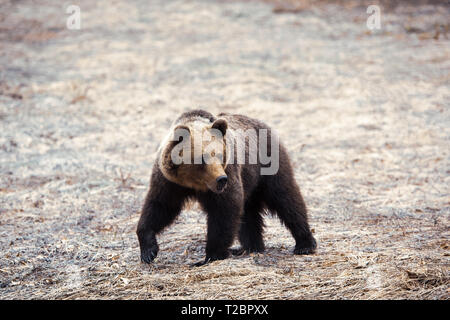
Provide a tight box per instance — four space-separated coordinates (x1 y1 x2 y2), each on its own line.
211 118 227 136
161 125 190 172
161 140 179 172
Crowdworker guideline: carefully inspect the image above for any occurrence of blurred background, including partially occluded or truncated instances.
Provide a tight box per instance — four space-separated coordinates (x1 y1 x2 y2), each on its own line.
0 0 448 299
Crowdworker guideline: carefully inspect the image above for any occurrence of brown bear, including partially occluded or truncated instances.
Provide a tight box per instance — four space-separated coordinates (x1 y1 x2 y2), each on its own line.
137 110 316 266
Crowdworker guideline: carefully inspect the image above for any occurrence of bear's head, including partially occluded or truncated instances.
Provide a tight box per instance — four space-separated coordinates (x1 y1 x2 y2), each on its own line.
158 113 229 193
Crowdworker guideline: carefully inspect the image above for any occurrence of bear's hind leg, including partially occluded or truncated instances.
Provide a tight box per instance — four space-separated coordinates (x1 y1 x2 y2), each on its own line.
263 173 316 255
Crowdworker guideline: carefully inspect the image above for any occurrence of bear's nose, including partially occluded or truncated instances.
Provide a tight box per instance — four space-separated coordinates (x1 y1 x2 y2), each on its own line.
216 175 228 191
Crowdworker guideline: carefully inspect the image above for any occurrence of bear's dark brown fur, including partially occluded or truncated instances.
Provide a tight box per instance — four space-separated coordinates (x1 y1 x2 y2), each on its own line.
137 110 316 266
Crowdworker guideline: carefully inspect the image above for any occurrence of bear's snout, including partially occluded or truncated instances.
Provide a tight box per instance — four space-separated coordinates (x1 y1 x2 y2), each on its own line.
216 175 228 192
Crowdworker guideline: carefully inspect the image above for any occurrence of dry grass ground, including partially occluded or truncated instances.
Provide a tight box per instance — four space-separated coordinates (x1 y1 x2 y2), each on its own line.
0 0 449 299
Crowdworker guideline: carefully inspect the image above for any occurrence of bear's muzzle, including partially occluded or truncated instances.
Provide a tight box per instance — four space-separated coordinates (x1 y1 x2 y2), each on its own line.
215 175 228 192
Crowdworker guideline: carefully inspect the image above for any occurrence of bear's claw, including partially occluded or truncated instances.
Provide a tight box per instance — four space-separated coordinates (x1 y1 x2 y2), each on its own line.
230 247 264 256
140 245 158 264
230 248 246 256
293 246 315 255
191 250 230 267
191 257 212 267
293 237 317 255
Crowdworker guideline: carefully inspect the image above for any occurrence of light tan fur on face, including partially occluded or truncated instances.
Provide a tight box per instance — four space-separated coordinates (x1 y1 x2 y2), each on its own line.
158 117 228 192
175 162 226 191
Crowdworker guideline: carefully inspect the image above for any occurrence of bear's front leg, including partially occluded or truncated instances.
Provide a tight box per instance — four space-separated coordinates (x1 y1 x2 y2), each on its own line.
137 168 188 263
137 226 159 264
195 189 243 266
192 211 236 267
137 198 184 264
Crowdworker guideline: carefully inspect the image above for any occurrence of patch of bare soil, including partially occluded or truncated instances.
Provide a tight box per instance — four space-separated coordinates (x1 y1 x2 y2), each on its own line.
0 0 449 299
